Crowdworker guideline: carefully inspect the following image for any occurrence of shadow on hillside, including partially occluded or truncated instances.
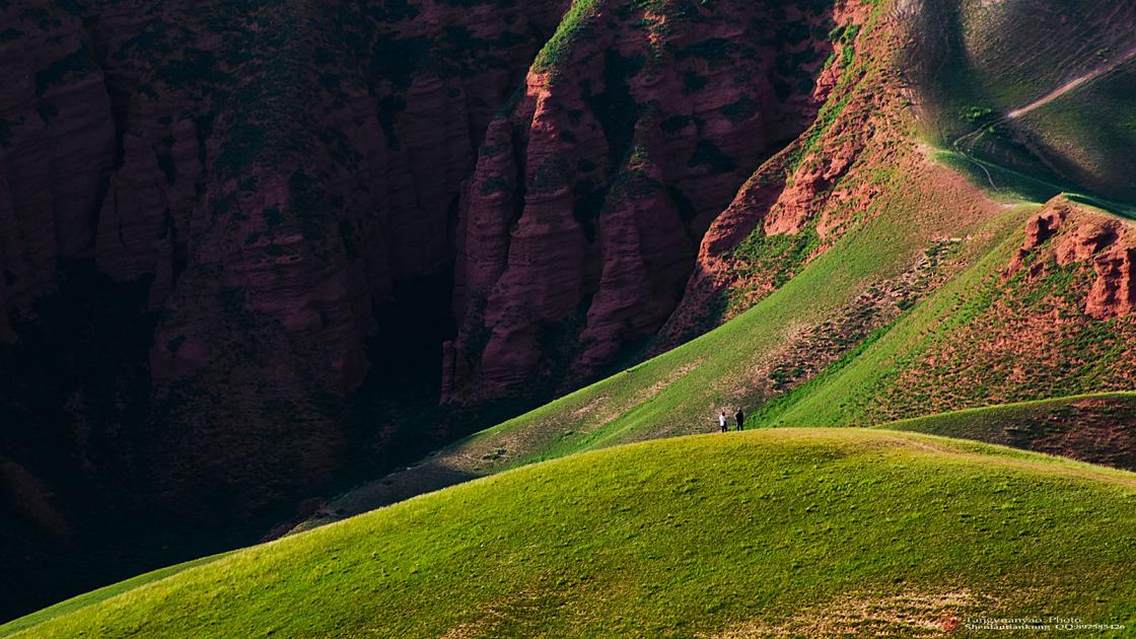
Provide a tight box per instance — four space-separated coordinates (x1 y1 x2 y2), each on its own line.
277 462 479 537
887 394 1136 473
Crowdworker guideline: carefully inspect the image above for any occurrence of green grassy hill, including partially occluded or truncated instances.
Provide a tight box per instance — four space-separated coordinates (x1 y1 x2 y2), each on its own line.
306 190 1136 527
0 553 235 639
294 163 1029 527
6 429 1136 638
757 197 1136 430
881 392 1136 472
904 0 1136 204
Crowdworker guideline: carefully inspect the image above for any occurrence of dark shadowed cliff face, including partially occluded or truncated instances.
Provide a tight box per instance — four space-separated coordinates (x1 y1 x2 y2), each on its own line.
0 0 568 618
0 0 849 619
444 0 839 403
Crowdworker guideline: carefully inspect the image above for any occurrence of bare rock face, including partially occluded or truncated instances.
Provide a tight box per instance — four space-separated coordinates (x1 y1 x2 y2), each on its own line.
1006 203 1069 275
444 0 838 403
577 145 691 372
658 0 881 347
1006 201 1136 320
1087 246 1136 319
95 134 169 282
0 1 115 321
1057 220 1136 321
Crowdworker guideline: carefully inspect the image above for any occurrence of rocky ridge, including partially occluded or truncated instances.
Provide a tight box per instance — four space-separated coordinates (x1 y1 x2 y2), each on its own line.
444 0 845 402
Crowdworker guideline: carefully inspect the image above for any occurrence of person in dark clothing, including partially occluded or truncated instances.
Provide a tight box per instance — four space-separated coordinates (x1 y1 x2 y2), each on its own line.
735 409 745 431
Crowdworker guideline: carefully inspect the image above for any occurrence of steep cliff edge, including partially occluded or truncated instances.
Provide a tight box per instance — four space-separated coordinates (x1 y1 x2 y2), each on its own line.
444 0 845 403
658 0 885 346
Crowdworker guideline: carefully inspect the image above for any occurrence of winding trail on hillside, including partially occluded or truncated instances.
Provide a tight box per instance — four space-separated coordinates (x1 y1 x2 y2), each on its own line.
1006 43 1136 120
948 42 1136 191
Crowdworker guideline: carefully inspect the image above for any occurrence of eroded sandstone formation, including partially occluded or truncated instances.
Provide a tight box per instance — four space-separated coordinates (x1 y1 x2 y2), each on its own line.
658 0 883 347
1009 202 1136 320
444 0 840 402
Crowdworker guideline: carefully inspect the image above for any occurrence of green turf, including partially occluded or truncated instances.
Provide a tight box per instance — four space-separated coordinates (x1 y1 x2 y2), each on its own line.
878 392 1136 471
754 196 1136 428
933 149 1063 205
8 429 1136 638
752 207 1030 428
0 552 234 639
435 174 1030 470
884 392 1136 436
531 0 599 72
933 149 1136 218
285 171 1037 528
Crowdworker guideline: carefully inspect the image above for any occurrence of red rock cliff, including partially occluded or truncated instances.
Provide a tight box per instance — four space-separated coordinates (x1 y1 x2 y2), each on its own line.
444 0 838 403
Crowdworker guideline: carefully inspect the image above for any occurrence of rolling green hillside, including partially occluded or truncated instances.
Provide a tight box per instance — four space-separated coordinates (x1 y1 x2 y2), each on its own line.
757 197 1136 429
6 430 1136 638
905 0 1136 204
307 186 1136 538
0 553 234 639
294 162 1032 527
880 392 1136 472
307 189 1136 528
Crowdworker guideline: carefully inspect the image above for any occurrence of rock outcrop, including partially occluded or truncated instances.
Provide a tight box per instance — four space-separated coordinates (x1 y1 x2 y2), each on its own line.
444 0 839 402
658 0 884 347
1007 201 1136 320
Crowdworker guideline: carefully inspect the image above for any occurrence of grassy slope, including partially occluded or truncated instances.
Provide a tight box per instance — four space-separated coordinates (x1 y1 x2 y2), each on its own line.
880 392 1136 471
751 196 1029 428
756 193 1136 429
283 157 1029 530
9 430 1136 638
292 163 1026 527
466 191 1023 461
886 392 1136 435
933 149 1136 217
0 552 234 639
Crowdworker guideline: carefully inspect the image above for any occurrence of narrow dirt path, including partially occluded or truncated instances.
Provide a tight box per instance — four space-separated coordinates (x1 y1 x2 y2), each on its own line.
948 42 1136 189
1007 43 1136 120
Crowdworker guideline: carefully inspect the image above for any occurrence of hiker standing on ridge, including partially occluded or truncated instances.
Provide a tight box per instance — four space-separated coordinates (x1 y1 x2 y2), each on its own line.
719 411 728 433
735 408 745 431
